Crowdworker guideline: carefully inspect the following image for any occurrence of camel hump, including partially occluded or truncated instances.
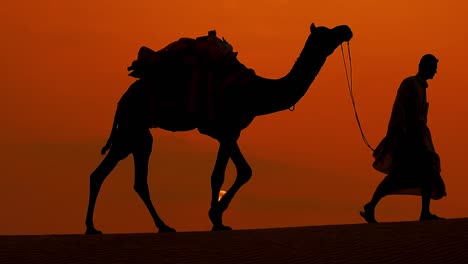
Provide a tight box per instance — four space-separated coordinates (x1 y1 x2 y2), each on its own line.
127 30 238 78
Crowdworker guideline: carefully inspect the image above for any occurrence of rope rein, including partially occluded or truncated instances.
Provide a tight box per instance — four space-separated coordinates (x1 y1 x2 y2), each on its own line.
340 42 375 152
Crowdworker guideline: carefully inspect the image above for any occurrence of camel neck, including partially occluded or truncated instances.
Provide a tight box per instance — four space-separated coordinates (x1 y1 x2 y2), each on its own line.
247 51 327 117
283 52 327 103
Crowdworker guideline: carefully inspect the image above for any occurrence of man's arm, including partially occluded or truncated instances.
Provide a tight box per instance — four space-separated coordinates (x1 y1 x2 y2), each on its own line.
388 80 410 135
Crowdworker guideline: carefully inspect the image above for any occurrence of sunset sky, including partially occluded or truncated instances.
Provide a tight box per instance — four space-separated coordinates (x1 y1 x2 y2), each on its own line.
1 1 467 235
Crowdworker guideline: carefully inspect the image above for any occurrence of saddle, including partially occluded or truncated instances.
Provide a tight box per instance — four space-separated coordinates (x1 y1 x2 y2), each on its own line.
127 30 237 78
126 31 252 122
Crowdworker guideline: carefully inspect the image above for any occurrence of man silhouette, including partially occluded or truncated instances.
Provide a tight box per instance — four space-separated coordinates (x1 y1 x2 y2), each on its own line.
360 54 446 223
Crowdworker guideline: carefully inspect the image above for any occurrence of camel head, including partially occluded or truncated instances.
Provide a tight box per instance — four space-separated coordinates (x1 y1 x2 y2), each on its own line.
302 23 353 58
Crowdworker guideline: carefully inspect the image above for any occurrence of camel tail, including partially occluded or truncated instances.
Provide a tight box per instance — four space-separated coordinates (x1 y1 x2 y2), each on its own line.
101 107 119 155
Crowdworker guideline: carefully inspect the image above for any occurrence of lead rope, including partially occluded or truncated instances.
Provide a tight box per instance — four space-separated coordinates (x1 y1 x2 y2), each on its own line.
340 42 375 152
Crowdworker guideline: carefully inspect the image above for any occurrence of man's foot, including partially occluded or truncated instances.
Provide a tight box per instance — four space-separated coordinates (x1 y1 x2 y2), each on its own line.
420 213 445 221
360 204 378 223
85 226 103 235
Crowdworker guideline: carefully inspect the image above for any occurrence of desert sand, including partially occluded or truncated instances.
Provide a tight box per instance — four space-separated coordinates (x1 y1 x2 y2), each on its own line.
1 218 468 264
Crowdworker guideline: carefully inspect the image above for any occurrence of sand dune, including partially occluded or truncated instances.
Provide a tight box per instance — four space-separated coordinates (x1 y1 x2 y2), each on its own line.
1 218 468 264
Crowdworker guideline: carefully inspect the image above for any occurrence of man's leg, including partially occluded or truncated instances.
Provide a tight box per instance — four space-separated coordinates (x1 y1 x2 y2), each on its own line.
419 173 444 221
361 176 392 223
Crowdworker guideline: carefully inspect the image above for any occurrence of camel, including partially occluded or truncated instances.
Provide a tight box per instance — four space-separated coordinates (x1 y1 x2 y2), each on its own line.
85 23 353 234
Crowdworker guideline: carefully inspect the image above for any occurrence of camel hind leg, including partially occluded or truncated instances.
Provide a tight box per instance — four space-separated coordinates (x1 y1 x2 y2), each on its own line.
85 148 123 234
132 129 176 233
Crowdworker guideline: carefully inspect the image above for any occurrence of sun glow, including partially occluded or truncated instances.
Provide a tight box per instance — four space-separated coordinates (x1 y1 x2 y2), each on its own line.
218 190 226 201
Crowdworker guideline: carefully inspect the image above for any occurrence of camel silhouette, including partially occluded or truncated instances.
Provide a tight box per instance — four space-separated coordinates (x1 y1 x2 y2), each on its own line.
85 23 353 234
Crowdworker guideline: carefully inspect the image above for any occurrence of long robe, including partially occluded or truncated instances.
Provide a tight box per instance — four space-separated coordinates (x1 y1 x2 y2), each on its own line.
372 75 446 200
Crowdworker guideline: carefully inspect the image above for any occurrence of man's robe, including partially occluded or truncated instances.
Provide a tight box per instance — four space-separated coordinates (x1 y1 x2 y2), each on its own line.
372 75 446 199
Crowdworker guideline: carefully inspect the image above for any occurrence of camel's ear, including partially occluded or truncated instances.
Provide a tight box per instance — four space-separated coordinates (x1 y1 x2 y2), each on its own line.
310 23 316 33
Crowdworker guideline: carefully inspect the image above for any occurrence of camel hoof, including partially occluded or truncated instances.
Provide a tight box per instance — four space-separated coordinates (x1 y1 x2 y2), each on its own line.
359 210 378 224
420 213 445 221
212 225 232 231
85 227 103 235
158 225 177 233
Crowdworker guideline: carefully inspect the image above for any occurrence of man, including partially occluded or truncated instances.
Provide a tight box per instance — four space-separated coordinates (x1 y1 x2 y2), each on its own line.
360 54 446 223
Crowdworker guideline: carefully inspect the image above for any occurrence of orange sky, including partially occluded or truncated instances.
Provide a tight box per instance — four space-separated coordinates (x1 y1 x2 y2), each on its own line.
1 1 468 235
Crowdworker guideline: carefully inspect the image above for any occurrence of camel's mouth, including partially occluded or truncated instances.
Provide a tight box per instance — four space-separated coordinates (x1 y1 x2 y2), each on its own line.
344 30 353 42
335 25 353 42
342 28 353 42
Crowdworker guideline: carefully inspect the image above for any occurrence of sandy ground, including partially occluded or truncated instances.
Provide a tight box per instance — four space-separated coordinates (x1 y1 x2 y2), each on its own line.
1 218 468 264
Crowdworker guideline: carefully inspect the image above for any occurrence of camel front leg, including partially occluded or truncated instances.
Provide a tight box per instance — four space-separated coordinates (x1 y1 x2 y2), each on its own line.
208 142 231 230
209 140 252 231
